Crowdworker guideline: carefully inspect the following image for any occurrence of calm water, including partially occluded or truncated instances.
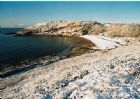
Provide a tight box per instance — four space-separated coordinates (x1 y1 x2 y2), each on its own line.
0 28 73 65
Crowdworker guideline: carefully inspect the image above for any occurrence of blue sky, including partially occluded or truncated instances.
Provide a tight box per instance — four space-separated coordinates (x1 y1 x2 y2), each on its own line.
0 1 140 27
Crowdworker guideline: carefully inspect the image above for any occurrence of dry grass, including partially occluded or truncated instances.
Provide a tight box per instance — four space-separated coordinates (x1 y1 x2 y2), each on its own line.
17 21 140 37
91 24 106 35
105 24 140 37
68 37 95 56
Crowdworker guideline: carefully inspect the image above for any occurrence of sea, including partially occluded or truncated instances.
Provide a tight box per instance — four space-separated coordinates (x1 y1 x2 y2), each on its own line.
0 28 73 66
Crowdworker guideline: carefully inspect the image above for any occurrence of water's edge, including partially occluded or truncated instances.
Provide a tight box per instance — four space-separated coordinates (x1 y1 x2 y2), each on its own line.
0 35 94 78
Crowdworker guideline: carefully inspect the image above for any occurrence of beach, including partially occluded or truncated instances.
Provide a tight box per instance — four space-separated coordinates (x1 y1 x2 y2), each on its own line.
1 20 140 99
1 1 140 98
1 37 140 99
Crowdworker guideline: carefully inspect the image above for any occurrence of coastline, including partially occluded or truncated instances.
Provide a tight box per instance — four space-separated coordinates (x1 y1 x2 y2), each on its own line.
0 35 94 77
1 0 140 98
1 37 140 98
1 21 140 98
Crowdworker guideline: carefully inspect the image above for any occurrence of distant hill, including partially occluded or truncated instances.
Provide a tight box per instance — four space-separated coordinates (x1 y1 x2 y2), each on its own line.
16 21 140 37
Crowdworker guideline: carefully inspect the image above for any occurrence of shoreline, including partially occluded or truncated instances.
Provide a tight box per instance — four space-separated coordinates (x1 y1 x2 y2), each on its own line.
1 37 140 98
0 35 94 77
0 55 67 78
1 23 140 98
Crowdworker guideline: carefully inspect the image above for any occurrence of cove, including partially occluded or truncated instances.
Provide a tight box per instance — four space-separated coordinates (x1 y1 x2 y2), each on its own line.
0 28 73 66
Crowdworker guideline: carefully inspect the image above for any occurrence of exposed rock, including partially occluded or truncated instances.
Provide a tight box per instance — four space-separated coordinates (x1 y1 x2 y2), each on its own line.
17 21 100 36
16 21 140 37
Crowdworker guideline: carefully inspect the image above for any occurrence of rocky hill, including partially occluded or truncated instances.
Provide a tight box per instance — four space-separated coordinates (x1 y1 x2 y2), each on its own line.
1 21 140 98
16 21 140 37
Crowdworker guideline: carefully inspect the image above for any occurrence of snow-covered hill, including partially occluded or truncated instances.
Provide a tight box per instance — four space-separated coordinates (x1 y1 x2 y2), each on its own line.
16 21 140 37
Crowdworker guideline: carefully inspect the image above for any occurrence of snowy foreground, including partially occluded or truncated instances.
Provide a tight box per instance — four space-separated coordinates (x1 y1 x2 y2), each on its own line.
1 38 140 99
82 35 127 50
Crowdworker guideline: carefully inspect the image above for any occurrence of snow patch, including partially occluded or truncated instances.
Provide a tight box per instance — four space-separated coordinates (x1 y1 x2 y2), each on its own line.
82 35 127 50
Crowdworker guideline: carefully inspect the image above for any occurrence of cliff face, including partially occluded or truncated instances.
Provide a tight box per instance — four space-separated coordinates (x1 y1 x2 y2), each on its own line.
16 21 140 37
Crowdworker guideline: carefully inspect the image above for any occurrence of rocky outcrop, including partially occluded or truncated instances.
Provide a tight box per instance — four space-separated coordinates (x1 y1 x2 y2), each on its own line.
16 21 140 37
16 21 104 36
16 21 98 36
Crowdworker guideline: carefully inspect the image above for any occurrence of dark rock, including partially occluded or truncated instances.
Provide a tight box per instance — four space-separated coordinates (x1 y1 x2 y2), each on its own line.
106 63 115 69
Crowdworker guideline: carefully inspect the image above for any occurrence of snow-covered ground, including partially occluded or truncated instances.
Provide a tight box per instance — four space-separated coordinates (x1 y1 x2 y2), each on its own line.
82 35 127 50
1 38 140 99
